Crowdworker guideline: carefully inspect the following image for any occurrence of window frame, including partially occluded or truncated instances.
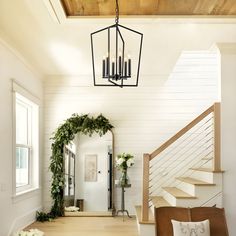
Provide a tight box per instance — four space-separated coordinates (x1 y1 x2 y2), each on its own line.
12 81 40 198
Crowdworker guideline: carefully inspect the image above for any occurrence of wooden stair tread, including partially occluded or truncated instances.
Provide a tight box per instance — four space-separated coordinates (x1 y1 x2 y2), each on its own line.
150 196 171 208
135 205 154 225
176 177 215 186
163 187 196 199
190 167 224 173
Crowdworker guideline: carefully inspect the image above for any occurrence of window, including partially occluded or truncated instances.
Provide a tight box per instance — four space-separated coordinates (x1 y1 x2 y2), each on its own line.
13 82 40 195
16 147 29 187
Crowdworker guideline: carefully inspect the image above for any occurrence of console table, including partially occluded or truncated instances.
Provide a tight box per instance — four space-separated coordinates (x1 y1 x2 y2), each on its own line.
116 184 131 221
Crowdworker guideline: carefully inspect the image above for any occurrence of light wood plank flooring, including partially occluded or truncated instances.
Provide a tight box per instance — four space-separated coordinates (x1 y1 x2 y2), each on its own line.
26 216 138 236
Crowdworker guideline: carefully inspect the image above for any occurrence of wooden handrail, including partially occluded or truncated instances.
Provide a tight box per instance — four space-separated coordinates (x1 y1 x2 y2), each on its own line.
150 104 215 160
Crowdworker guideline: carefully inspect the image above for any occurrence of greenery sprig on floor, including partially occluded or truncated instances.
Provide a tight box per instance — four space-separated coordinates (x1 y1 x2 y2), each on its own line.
36 114 113 222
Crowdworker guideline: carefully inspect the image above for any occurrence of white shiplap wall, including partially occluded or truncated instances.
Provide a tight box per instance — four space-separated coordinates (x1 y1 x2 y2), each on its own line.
43 51 219 214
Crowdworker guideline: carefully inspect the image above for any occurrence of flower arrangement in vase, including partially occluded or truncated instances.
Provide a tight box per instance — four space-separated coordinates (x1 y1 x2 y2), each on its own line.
116 153 134 186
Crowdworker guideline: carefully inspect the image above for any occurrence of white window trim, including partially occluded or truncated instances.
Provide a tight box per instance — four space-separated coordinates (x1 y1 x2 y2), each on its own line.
15 98 32 192
12 80 41 201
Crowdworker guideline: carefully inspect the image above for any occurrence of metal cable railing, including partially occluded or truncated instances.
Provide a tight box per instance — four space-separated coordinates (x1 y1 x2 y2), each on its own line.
141 103 221 222
149 118 213 186
149 116 213 171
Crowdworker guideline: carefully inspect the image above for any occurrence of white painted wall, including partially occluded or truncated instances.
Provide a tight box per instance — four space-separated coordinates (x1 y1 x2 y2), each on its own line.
43 50 218 214
75 132 112 211
0 38 43 236
218 43 236 235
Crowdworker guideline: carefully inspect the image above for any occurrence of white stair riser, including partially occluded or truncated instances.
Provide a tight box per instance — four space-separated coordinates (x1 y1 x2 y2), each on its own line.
136 217 155 236
174 199 198 208
162 182 222 208
163 191 177 206
178 182 196 196
190 171 214 182
201 193 223 207
163 184 222 207
177 181 221 196
190 172 222 184
175 190 222 207
195 185 221 198
138 223 155 236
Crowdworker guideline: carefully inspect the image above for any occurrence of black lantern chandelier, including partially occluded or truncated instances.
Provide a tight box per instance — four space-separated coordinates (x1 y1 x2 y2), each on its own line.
91 0 143 88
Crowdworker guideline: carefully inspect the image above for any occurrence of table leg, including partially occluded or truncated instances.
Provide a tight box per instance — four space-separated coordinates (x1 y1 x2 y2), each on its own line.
116 186 132 221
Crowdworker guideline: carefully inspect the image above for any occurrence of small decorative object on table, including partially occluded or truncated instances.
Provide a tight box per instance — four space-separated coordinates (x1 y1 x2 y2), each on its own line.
14 229 44 236
115 153 134 220
64 206 80 212
116 153 134 186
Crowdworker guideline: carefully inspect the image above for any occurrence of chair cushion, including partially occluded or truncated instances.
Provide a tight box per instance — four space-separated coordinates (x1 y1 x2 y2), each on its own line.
171 219 210 236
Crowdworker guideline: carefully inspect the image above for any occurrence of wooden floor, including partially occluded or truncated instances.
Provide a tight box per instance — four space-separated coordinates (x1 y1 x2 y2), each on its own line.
26 216 138 236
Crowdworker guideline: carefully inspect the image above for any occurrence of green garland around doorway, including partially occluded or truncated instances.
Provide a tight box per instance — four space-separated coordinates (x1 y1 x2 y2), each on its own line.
37 114 113 221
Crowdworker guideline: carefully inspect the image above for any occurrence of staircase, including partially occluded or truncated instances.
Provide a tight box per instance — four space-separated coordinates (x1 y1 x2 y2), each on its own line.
136 103 223 236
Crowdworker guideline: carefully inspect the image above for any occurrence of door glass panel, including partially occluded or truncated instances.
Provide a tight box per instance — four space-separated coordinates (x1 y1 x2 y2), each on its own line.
65 151 69 175
70 155 74 176
69 176 74 196
64 174 69 196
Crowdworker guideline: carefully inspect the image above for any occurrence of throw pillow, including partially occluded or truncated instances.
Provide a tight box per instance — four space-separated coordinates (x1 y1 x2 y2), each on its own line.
171 219 210 236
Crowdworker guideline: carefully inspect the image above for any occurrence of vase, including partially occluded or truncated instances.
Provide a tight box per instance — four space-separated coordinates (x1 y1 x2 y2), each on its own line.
119 170 130 186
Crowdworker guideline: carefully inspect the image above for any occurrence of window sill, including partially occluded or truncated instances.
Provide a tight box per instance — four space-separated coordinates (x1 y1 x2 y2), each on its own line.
12 187 41 203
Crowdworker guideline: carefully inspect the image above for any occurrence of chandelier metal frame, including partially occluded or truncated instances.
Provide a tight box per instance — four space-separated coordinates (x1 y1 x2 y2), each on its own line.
90 0 143 88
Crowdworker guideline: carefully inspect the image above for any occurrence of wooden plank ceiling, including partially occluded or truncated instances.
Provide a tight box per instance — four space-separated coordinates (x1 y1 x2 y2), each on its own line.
61 0 236 16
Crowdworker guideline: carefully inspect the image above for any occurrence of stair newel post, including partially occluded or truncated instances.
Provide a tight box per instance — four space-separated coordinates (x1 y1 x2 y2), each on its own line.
213 102 221 172
142 153 150 221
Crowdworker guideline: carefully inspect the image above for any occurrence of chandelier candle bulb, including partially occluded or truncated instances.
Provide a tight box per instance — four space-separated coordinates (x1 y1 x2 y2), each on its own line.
102 57 105 77
112 59 115 76
124 60 127 77
106 55 109 77
119 55 122 75
128 58 131 77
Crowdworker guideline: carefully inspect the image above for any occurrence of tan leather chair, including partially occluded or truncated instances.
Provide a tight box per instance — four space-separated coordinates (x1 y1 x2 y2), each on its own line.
154 206 229 236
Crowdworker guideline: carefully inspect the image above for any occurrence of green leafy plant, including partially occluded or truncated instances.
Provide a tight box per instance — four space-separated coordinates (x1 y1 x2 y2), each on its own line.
36 211 54 222
37 114 113 221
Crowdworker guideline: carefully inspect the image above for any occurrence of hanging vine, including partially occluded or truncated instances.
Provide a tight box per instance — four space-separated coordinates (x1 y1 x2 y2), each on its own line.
37 114 113 221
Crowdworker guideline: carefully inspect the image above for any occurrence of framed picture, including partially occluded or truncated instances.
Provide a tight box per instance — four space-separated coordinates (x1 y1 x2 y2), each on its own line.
84 154 97 182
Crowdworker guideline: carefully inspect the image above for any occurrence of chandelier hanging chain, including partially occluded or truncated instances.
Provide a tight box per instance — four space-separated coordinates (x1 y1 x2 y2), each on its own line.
115 0 119 24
